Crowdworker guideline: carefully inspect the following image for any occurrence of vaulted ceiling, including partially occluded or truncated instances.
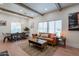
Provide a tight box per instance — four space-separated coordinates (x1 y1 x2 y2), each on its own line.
0 3 78 18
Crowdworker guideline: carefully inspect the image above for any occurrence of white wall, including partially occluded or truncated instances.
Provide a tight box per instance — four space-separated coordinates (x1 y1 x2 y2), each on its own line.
29 4 79 48
0 11 29 40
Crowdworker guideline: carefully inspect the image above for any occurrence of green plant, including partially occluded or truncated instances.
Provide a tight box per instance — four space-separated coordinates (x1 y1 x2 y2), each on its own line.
24 27 30 31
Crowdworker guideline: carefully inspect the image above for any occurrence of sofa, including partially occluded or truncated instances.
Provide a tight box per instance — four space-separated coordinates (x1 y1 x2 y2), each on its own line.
38 33 57 46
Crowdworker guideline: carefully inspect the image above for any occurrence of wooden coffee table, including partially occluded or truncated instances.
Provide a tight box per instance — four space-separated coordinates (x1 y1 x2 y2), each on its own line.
28 38 47 51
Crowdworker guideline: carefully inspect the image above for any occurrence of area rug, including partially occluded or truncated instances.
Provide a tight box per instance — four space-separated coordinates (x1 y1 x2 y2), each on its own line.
20 41 57 56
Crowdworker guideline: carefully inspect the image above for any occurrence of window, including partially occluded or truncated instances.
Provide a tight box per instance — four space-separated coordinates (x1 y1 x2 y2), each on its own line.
38 22 47 33
38 20 62 37
43 22 47 32
54 20 62 37
38 22 43 32
48 21 55 33
11 22 21 33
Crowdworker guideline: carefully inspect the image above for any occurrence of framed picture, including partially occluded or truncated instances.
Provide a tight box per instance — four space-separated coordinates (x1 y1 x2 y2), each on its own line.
0 20 6 26
68 12 79 31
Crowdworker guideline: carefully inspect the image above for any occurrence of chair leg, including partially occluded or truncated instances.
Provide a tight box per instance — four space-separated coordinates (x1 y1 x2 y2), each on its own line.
3 37 6 43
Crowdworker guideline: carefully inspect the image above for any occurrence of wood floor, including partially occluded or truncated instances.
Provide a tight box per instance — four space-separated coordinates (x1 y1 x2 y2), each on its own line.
0 39 79 56
0 40 29 56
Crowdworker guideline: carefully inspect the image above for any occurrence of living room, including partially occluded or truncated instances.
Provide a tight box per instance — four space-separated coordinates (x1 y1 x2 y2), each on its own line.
0 3 79 56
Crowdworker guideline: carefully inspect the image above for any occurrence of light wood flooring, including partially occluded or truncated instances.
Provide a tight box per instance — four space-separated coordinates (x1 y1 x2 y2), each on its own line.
0 39 79 56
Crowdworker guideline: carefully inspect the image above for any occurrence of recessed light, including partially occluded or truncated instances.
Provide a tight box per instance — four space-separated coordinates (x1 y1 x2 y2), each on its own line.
31 14 34 15
44 8 48 10
20 10 23 11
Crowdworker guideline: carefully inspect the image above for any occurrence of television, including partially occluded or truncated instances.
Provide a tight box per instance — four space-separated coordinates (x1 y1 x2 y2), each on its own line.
68 12 79 31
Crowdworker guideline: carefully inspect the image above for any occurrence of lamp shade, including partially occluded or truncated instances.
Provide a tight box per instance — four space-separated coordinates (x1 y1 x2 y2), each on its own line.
61 31 66 37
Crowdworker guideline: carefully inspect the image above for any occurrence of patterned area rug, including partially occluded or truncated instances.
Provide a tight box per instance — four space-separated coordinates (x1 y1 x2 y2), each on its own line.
20 40 57 56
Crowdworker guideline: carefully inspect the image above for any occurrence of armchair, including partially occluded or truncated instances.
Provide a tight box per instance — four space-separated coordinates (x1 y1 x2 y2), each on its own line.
46 33 57 45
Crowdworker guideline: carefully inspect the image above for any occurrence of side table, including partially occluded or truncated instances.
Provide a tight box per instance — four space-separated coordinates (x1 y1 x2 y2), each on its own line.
56 36 66 48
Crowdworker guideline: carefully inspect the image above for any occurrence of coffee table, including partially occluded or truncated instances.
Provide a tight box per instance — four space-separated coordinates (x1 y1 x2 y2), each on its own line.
28 38 47 51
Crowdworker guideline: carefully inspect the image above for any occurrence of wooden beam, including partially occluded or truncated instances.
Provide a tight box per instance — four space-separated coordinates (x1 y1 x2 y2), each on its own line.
0 7 33 19
55 3 62 11
15 3 43 16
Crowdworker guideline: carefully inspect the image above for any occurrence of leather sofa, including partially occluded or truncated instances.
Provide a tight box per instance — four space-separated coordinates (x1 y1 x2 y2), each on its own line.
38 33 57 46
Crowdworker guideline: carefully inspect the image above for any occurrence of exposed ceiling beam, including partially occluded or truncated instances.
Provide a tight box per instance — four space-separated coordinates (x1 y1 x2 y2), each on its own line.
15 3 43 16
55 3 62 11
0 7 33 19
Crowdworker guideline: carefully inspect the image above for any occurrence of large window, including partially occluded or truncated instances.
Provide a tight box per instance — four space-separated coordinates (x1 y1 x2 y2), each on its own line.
38 22 47 33
48 21 55 33
38 20 62 37
11 22 21 33
54 20 62 37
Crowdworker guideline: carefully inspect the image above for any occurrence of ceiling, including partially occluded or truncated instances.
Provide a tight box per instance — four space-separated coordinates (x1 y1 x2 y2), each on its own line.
0 3 78 18
24 3 58 14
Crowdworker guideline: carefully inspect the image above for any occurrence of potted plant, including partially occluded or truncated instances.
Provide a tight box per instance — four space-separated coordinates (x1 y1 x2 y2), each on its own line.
24 27 30 36
24 27 30 32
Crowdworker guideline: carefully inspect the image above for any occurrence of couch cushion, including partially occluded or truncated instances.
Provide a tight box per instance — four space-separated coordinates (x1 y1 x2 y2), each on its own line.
40 33 48 38
49 33 56 39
